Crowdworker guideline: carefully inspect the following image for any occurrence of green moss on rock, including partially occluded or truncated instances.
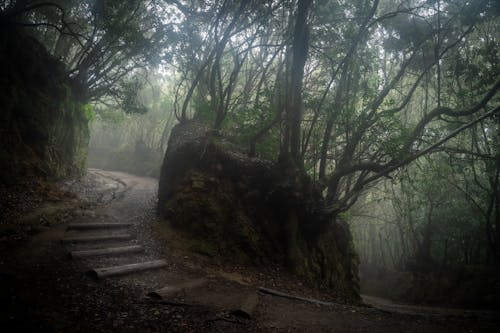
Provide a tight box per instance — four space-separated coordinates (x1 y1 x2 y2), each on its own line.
159 121 360 301
0 27 89 184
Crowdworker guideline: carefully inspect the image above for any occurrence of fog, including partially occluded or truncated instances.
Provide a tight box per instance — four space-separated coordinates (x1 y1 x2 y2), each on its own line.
87 75 177 179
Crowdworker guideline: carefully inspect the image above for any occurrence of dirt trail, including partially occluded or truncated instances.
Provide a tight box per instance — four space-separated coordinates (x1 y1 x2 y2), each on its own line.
362 295 500 318
1 169 499 332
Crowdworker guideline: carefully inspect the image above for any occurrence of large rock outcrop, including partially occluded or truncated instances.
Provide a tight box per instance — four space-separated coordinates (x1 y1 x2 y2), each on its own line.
158 120 360 300
0 27 89 185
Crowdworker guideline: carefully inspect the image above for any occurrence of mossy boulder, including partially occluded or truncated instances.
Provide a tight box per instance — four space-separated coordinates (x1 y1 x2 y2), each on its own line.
158 120 359 300
0 26 89 185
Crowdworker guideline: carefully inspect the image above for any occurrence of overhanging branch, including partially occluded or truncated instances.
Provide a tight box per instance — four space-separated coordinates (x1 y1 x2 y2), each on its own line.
360 105 500 188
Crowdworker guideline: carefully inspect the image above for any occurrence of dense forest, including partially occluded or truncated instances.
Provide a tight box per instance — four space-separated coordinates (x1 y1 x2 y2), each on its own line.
1 0 500 331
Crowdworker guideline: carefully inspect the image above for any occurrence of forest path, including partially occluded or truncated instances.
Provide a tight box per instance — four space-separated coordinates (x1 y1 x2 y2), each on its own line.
2 169 499 332
362 294 499 318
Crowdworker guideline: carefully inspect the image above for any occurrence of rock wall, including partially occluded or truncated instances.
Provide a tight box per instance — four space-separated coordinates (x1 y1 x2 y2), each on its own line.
0 27 90 185
158 121 360 300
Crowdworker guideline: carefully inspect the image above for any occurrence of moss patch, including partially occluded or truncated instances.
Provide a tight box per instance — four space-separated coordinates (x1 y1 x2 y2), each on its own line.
158 121 360 301
0 26 89 185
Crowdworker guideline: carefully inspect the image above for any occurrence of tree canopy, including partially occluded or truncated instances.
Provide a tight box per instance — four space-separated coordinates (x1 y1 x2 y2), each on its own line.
164 0 499 214
2 0 499 263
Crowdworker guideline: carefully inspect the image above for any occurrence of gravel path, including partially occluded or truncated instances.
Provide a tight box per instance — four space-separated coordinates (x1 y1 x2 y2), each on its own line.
1 169 499 332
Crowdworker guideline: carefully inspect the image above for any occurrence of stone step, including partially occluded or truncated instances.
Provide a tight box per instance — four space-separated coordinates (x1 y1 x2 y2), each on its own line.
61 234 131 243
67 222 132 230
147 278 208 300
87 260 168 279
69 245 143 258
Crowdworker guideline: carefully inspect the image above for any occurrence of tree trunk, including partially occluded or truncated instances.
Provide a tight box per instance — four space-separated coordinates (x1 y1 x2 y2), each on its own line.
417 201 434 271
281 0 312 168
318 119 333 180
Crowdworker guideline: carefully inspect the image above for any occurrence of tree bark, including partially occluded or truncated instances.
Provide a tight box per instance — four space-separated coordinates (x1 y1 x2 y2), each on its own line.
281 0 312 168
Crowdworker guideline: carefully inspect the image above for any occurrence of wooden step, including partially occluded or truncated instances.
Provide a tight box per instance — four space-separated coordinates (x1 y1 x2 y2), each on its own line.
87 260 167 279
67 222 132 230
69 245 143 258
61 234 131 243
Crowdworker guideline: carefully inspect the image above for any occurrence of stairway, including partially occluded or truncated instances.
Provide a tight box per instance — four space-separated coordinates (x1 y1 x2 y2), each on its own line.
62 221 167 280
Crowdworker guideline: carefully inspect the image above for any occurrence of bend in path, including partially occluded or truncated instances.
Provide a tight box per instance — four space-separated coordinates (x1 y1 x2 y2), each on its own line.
2 168 500 332
362 294 500 319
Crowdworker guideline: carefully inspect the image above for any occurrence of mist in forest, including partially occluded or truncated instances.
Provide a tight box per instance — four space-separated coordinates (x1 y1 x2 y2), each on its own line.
1 2 500 329
350 164 500 307
79 0 500 308
87 74 177 178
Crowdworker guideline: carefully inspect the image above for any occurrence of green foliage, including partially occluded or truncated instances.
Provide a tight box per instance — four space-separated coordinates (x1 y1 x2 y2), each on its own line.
10 0 174 105
95 107 126 124
82 104 95 123
193 98 216 123
9 0 499 298
254 131 281 160
120 78 149 114
88 73 176 177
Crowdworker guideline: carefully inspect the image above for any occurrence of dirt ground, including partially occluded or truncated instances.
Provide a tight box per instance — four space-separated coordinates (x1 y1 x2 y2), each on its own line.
1 169 499 332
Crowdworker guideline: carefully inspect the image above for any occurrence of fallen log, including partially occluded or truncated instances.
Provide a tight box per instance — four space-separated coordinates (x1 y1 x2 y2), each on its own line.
258 287 334 306
69 245 143 258
61 234 131 243
67 222 132 230
147 278 208 300
87 259 167 279
230 293 259 319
